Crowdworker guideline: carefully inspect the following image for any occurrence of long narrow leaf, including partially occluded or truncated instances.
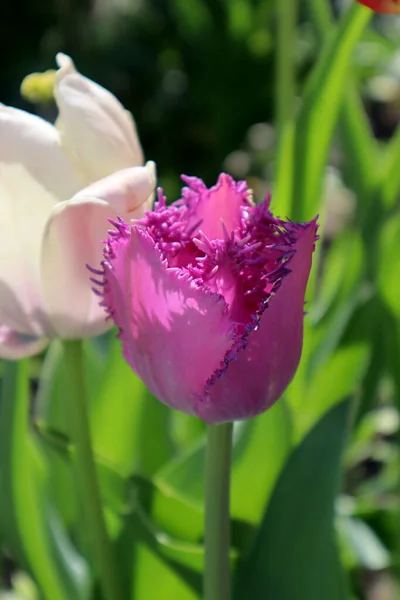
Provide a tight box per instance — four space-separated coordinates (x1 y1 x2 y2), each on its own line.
308 0 378 207
381 125 400 209
0 360 89 600
234 399 353 600
292 3 371 221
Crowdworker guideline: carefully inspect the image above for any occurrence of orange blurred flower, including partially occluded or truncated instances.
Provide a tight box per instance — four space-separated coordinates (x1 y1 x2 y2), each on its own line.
357 0 400 13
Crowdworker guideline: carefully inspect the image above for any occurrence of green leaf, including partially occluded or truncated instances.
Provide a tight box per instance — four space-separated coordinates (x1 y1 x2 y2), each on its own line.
156 401 292 526
88 336 174 477
35 340 68 432
0 360 89 600
35 418 203 547
381 125 400 209
289 344 369 441
292 3 371 221
230 401 292 524
338 86 379 210
378 213 400 319
307 0 378 207
341 296 397 419
116 506 203 599
311 230 364 326
148 479 204 543
234 399 353 600
272 119 295 218
36 337 174 479
34 342 78 527
170 412 206 454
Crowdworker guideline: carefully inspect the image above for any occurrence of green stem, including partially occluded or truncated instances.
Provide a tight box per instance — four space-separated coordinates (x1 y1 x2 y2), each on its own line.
276 0 298 136
204 422 233 600
63 340 122 600
307 0 331 31
308 0 378 206
274 0 298 218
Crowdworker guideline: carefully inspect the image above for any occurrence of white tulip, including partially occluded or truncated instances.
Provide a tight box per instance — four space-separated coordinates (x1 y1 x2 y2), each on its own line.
0 55 155 358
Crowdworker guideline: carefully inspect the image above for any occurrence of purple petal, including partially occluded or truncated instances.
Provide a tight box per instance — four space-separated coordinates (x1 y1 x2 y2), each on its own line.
181 173 250 240
102 224 237 415
195 219 318 423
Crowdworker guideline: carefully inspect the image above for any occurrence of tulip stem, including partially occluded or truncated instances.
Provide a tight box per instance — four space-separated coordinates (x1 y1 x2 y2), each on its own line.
204 421 233 600
275 0 298 136
63 340 122 600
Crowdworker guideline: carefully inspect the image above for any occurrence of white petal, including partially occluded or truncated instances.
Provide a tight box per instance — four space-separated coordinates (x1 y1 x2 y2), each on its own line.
40 198 116 339
55 53 77 76
0 324 49 359
40 164 156 338
77 162 156 216
0 105 80 200
0 106 80 337
55 53 144 185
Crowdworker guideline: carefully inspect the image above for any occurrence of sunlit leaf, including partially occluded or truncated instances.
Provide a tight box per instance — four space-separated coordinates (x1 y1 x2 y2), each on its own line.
156 401 292 526
0 360 89 600
87 336 174 477
293 3 371 221
116 507 203 599
289 344 369 441
234 399 353 600
308 0 379 206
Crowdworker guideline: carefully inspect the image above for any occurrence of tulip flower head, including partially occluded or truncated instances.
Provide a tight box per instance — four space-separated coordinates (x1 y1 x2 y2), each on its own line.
356 0 400 12
0 54 155 358
94 175 317 423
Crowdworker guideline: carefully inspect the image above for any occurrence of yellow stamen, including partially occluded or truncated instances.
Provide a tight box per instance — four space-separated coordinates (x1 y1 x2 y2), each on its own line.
20 70 56 104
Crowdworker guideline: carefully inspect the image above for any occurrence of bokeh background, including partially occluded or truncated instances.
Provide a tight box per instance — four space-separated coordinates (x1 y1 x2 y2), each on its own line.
3 0 292 198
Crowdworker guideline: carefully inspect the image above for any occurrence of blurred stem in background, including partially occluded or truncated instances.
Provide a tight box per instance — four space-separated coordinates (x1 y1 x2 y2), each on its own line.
307 0 331 31
276 0 298 136
273 0 298 223
204 422 233 600
63 340 123 600
307 0 379 215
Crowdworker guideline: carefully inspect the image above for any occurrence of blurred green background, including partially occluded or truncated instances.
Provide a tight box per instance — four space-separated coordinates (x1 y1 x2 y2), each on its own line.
2 0 282 197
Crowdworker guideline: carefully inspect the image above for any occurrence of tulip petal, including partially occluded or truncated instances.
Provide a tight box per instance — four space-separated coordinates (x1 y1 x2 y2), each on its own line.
55 53 144 185
102 226 236 415
181 173 250 240
41 198 117 339
77 162 156 216
0 324 49 359
41 166 155 338
0 105 80 337
196 219 318 423
357 0 400 13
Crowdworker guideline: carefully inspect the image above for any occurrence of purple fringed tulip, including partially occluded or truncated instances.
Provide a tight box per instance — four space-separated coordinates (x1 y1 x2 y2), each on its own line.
93 174 317 423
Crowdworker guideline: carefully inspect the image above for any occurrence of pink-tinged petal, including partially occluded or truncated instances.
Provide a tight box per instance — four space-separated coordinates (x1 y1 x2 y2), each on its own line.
0 324 49 359
41 198 118 339
41 165 156 338
55 53 144 185
77 162 156 217
181 173 251 240
195 219 318 423
0 105 80 200
0 105 80 338
102 226 236 414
